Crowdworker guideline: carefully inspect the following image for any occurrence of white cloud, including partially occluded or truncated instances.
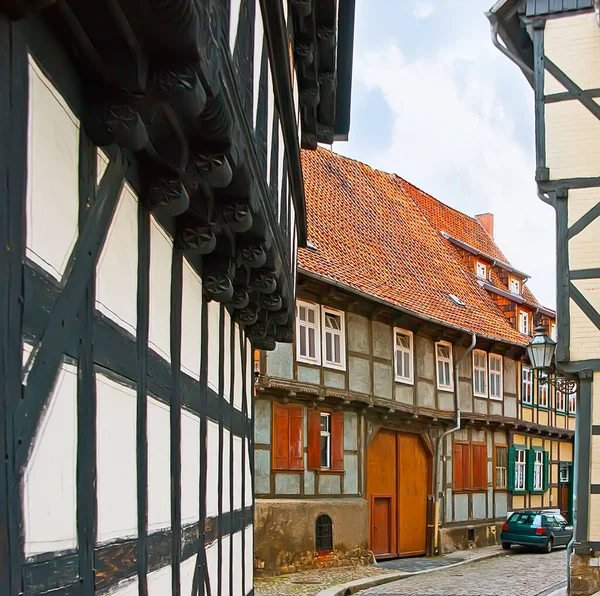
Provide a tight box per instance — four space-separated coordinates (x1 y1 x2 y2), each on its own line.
338 33 556 308
413 1 435 20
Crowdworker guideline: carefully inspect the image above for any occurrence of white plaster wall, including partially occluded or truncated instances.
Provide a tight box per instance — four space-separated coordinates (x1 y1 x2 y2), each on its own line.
277 125 285 219
222 428 231 514
96 374 138 542
246 338 253 417
26 56 79 281
181 258 202 380
148 216 173 362
181 407 201 525
221 534 231 596
244 438 253 507
147 396 171 532
223 309 232 403
229 0 242 52
97 149 109 183
244 524 253 595
233 324 243 411
543 12 600 180
569 285 600 362
232 531 243 596
206 539 219 595
546 100 600 179
96 182 138 337
207 300 221 393
147 564 172 596
23 361 77 556
180 555 197 595
253 3 264 129
233 435 243 511
266 60 275 181
545 13 600 94
206 419 219 517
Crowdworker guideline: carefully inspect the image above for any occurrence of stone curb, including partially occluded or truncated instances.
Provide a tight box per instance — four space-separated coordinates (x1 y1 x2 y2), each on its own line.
315 550 508 596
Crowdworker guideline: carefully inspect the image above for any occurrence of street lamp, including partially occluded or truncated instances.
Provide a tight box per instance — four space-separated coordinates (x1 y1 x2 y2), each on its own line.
526 324 578 395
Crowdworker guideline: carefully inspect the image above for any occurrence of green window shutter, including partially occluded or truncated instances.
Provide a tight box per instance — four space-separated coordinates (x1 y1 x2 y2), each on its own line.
526 449 535 492
543 450 550 492
508 446 516 491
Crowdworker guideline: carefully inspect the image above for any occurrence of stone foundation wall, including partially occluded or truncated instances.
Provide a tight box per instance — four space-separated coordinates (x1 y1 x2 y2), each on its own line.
254 498 371 576
439 522 503 554
570 552 600 595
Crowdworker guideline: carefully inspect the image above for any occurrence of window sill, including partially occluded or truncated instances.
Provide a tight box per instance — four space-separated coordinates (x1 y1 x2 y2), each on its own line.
538 406 550 412
531 490 546 495
512 490 527 495
395 377 414 386
312 469 345 476
272 468 304 474
493 488 508 492
452 488 488 494
522 402 534 409
473 392 488 399
568 412 577 418
556 409 567 415
438 385 454 392
490 395 503 402
323 362 346 372
297 357 321 367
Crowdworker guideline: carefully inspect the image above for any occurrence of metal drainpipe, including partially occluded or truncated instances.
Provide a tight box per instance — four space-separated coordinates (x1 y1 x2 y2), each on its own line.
488 18 534 80
433 332 477 553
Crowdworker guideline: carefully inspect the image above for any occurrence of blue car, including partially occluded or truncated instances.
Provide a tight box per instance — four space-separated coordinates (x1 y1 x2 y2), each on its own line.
501 511 573 553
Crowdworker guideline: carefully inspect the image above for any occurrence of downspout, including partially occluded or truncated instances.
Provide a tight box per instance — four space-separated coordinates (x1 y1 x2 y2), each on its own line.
488 17 534 83
433 332 477 553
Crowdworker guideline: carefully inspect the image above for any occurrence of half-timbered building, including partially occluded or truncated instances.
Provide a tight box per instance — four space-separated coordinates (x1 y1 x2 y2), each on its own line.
254 148 573 575
0 1 355 594
487 1 598 593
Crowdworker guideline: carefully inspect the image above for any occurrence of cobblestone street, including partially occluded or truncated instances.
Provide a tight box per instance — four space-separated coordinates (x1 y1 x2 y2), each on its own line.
360 548 567 596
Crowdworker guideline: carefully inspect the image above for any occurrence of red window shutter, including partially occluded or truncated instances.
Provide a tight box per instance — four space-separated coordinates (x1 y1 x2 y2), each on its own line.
473 444 488 490
463 444 472 490
453 442 464 491
330 411 344 471
289 406 304 470
273 404 290 470
307 409 321 470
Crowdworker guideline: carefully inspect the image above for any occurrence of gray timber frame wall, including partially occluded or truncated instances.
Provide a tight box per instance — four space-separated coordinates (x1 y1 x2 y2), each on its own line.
528 8 599 550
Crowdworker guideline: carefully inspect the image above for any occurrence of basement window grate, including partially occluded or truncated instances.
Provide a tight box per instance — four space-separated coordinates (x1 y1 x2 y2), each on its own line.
467 528 475 543
316 514 333 552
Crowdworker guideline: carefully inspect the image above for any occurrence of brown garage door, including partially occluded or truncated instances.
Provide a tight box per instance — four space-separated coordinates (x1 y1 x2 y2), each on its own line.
367 430 429 558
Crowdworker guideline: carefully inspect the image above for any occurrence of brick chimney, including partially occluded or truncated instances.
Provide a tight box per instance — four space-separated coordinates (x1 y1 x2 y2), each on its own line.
476 213 494 239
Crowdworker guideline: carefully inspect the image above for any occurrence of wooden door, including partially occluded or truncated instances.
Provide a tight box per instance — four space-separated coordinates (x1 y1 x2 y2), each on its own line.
560 484 570 521
397 433 428 556
367 430 397 557
371 496 392 555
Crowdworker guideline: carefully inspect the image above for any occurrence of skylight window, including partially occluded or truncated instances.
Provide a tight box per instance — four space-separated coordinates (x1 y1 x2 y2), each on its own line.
448 293 466 307
307 240 316 250
476 261 487 280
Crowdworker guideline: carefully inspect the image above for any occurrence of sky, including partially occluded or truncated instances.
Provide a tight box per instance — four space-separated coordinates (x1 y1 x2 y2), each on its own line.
332 0 557 309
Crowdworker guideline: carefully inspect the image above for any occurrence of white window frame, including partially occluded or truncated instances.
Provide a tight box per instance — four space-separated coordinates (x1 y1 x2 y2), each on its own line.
533 450 544 491
472 349 488 397
556 388 566 412
509 278 521 295
560 465 569 483
435 341 454 391
296 300 321 365
515 448 527 491
538 372 549 408
321 306 346 371
320 412 331 469
522 366 533 405
519 310 530 335
476 261 487 280
394 328 414 385
551 324 557 342
569 392 577 415
489 354 503 401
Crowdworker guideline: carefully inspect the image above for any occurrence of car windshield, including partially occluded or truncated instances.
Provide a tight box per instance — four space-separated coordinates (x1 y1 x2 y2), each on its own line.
508 512 541 526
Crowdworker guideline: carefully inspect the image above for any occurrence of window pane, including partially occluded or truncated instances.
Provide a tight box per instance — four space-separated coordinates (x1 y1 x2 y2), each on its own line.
299 306 306 322
300 326 307 357
325 313 340 330
403 352 410 378
320 435 329 467
334 334 341 364
308 328 315 358
326 332 333 362
307 308 315 324
320 414 330 432
397 333 410 349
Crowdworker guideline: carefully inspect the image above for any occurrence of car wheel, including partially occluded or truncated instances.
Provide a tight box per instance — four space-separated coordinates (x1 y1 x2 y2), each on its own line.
501 542 511 550
543 538 553 553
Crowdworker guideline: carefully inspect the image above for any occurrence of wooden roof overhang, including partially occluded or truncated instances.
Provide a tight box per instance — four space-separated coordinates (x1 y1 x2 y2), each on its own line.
2 0 309 350
291 0 356 147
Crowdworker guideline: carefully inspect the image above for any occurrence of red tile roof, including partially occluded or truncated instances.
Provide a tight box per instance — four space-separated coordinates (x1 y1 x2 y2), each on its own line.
299 148 547 346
